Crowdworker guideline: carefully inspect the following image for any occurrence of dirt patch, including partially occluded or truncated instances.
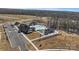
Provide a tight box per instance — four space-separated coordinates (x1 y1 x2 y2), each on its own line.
26 31 41 40
32 31 79 50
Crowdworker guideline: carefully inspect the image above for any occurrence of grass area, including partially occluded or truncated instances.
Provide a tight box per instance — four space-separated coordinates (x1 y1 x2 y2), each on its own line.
0 14 35 23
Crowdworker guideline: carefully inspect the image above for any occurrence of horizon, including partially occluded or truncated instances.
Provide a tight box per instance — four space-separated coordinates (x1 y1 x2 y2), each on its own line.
3 8 79 12
0 8 79 13
25 8 79 12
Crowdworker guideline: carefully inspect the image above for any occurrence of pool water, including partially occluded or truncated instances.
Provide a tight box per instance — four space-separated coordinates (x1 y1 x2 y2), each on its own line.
30 25 47 31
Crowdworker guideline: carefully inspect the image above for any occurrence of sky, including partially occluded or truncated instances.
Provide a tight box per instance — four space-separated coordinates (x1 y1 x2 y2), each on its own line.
0 0 79 12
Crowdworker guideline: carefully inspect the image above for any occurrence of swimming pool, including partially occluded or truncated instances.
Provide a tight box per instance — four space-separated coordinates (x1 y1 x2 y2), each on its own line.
30 24 47 31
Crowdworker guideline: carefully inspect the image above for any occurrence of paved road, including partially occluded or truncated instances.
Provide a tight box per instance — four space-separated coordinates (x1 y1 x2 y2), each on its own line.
4 23 29 51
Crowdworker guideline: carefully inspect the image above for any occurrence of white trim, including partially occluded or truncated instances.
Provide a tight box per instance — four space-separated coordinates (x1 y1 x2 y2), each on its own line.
21 33 39 50
31 30 59 42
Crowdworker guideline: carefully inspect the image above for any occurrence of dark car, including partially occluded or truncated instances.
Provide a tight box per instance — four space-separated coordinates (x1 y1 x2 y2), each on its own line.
18 24 35 34
18 24 30 34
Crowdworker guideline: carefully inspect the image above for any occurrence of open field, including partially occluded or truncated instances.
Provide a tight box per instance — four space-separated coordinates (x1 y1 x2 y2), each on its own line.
0 14 36 23
0 14 79 51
